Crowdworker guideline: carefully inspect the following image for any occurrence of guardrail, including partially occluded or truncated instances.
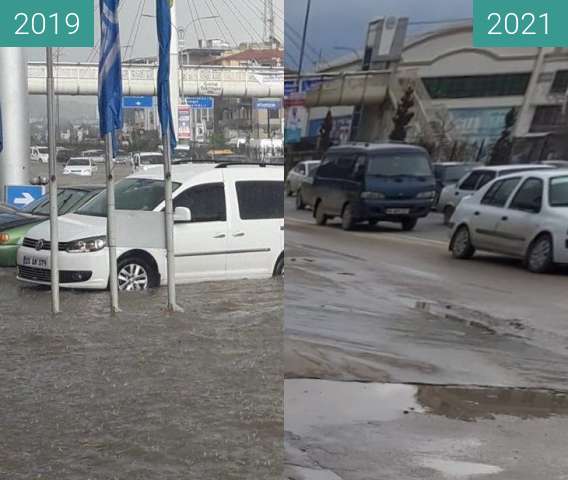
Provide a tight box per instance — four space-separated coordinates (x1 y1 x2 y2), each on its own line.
28 62 284 97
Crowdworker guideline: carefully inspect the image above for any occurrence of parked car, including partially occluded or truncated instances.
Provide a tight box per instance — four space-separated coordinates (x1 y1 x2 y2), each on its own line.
81 149 105 164
133 152 164 171
449 169 568 273
286 160 321 196
17 163 284 290
0 186 103 267
301 143 436 231
30 146 49 163
437 164 554 225
296 164 320 210
63 158 98 176
433 162 475 207
114 150 133 165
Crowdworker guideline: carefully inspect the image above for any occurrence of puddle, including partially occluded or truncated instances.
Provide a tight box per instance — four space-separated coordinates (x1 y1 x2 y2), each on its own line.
284 380 423 435
285 379 568 436
420 458 503 477
418 385 568 421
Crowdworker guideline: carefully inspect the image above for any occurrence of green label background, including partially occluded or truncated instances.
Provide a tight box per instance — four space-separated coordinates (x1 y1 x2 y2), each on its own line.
0 0 94 47
474 0 568 47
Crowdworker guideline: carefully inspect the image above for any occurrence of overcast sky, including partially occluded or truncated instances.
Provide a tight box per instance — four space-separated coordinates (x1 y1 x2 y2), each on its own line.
285 0 473 71
28 0 284 62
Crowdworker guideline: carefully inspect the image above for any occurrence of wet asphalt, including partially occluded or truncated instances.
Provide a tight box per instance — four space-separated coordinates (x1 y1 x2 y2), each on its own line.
284 197 568 479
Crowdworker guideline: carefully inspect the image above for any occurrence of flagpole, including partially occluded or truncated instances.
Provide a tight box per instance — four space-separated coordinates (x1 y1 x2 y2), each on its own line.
105 132 120 312
46 47 60 314
163 128 180 312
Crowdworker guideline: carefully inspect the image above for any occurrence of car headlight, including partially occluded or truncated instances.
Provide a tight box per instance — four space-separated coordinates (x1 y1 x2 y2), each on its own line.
66 236 107 253
416 191 436 199
361 191 385 200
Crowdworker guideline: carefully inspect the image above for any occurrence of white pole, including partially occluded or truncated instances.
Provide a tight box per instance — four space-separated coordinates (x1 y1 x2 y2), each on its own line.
46 47 60 314
163 129 181 312
0 48 30 201
105 132 120 312
164 0 182 313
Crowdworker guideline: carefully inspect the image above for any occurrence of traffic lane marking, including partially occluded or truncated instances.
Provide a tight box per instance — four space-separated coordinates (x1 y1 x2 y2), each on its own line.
286 217 449 249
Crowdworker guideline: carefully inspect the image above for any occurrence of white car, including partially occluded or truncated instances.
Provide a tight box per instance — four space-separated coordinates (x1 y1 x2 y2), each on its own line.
133 152 164 171
449 169 568 273
437 164 554 225
63 158 98 176
30 146 49 163
17 163 284 290
285 160 321 196
81 149 106 164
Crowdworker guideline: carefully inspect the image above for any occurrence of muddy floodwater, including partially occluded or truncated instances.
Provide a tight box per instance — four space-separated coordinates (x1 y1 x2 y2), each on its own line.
0 269 282 479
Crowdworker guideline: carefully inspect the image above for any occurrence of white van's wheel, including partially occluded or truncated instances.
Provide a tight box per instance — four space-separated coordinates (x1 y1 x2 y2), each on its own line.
117 256 158 291
273 254 284 276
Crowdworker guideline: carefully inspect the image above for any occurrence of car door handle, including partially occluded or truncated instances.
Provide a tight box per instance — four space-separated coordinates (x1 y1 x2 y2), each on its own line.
474 211 480 216
232 232 245 238
501 216 508 221
213 233 226 239
455 192 461 196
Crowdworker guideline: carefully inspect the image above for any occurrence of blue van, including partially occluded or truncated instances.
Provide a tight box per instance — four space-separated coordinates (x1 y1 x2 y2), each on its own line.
305 143 436 231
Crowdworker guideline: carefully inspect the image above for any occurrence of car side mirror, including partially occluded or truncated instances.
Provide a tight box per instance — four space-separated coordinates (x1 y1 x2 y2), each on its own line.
174 206 192 223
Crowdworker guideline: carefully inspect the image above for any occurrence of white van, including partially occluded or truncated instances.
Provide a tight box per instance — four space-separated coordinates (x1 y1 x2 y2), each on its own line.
30 146 49 163
17 163 284 290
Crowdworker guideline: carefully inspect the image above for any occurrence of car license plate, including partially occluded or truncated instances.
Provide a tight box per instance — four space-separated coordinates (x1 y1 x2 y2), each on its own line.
386 208 410 215
22 255 47 268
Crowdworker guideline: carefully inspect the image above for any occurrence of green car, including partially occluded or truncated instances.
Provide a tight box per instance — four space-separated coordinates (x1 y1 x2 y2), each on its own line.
0 185 103 267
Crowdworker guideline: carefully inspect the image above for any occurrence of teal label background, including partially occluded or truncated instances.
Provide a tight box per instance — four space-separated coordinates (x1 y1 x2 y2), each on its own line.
0 0 94 47
474 0 568 47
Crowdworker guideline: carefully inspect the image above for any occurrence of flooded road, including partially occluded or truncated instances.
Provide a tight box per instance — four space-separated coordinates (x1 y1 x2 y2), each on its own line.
0 269 282 479
285 198 568 479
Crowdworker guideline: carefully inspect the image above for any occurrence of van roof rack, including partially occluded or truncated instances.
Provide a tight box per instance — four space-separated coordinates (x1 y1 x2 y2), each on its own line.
215 161 268 168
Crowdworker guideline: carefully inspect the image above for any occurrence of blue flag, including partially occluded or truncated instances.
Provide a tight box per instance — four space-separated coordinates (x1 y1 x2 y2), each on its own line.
98 0 123 146
156 0 177 153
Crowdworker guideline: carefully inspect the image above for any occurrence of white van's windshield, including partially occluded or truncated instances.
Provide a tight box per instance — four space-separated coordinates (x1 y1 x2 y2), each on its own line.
77 178 180 217
367 152 432 177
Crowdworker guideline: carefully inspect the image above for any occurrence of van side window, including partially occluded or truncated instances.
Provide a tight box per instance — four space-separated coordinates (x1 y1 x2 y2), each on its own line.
333 154 356 179
316 155 337 178
174 183 226 222
236 181 284 220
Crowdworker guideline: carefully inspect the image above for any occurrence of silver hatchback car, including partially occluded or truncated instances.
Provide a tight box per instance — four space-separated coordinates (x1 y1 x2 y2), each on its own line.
449 169 568 273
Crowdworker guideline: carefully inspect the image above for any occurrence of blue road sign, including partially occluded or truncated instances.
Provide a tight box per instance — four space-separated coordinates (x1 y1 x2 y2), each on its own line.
123 96 153 108
5 185 45 209
284 80 297 96
185 96 215 109
254 98 282 110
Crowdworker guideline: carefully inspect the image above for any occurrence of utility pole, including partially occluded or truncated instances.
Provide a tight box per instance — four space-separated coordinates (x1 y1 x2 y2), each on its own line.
297 0 312 90
0 48 30 201
263 0 275 44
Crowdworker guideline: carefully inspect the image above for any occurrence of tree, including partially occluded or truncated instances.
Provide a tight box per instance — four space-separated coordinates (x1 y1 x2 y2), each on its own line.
390 86 415 142
488 107 517 165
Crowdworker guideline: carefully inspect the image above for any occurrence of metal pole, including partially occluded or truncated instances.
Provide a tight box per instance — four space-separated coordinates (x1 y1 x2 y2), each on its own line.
105 132 120 312
46 47 60 314
162 129 181 312
0 48 30 201
296 0 312 89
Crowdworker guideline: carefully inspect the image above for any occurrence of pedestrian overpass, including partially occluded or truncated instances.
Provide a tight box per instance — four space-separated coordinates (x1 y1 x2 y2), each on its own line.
28 62 284 98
